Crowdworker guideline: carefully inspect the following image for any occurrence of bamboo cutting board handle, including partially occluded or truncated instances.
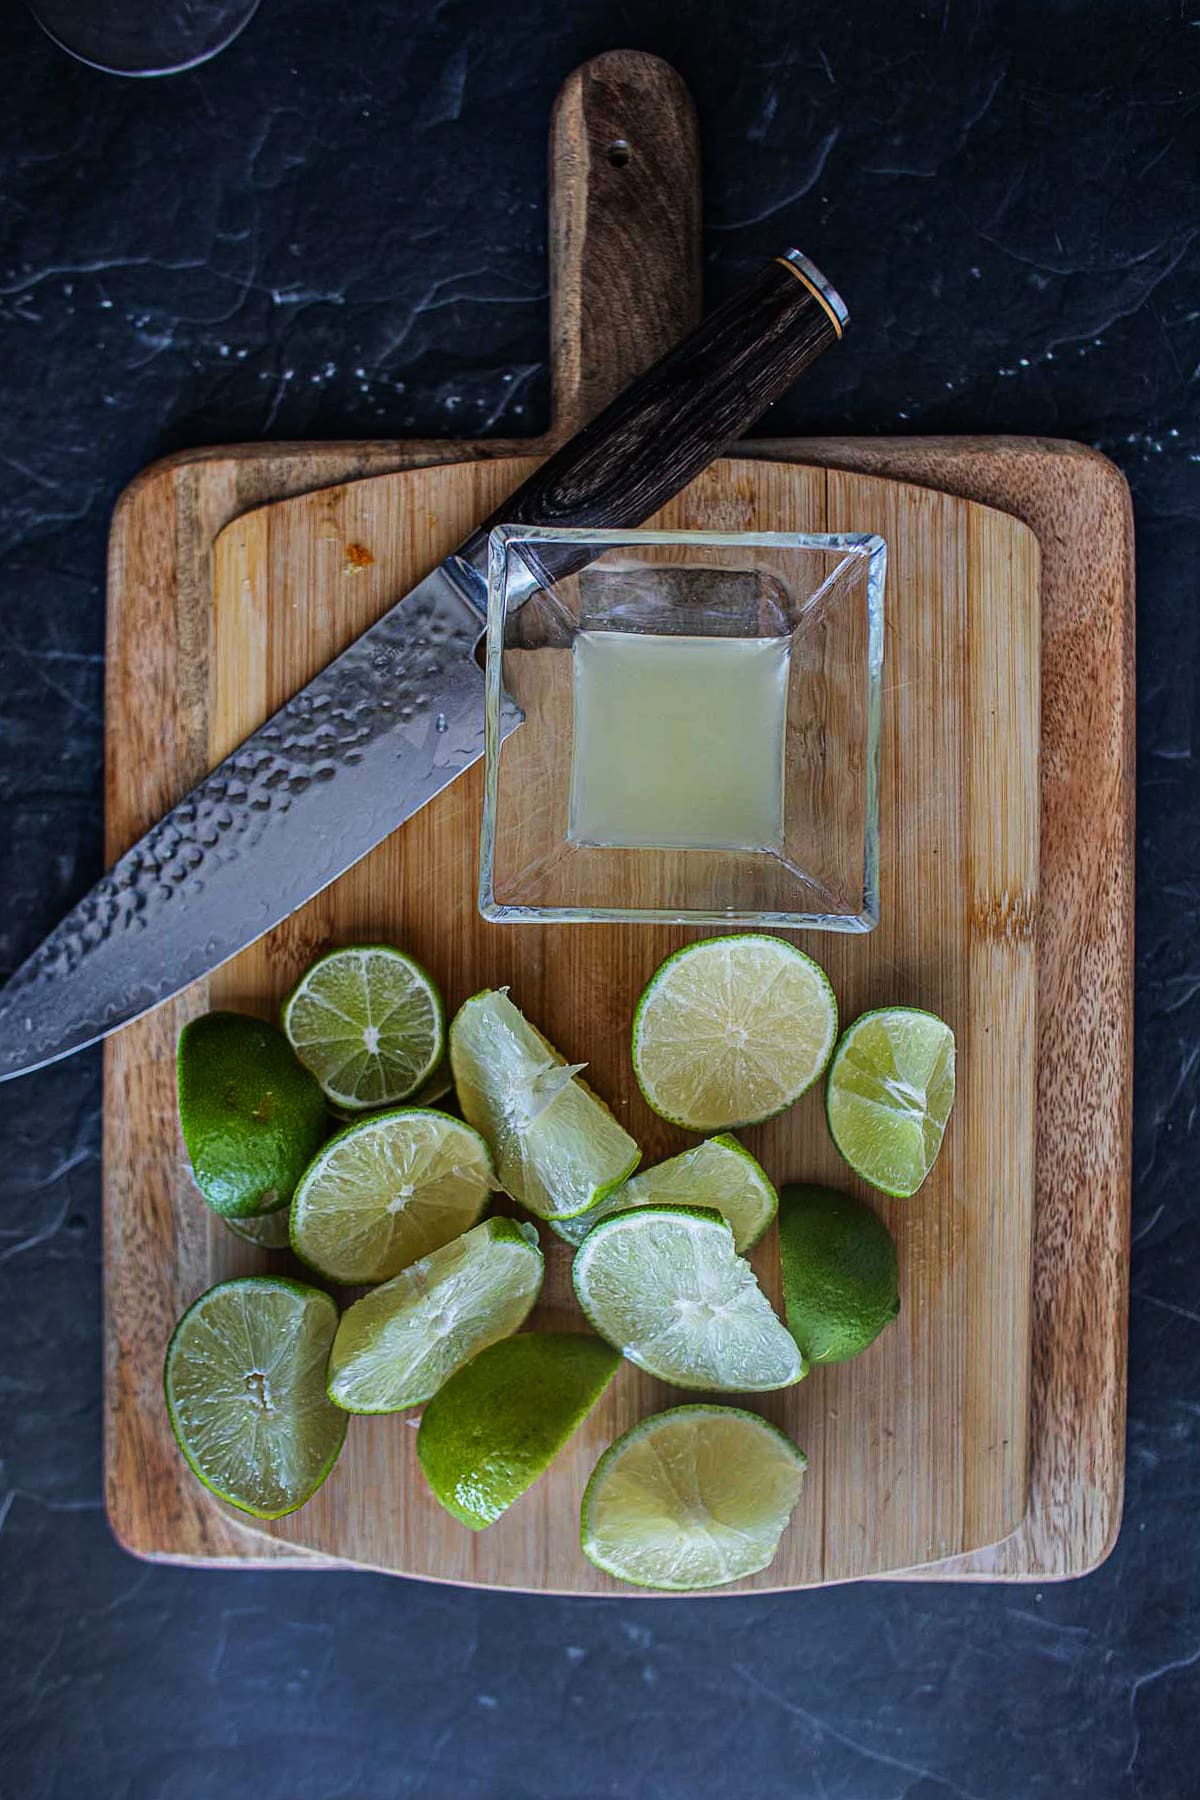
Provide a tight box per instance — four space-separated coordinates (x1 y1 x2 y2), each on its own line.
548 51 703 436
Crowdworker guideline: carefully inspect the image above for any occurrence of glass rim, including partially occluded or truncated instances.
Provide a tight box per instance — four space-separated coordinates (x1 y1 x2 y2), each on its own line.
489 522 887 556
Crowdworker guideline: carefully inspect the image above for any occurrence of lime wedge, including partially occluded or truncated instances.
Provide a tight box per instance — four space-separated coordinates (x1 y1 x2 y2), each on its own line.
572 1205 804 1391
779 1183 900 1364
449 989 640 1221
164 1277 346 1518
581 1404 806 1590
283 946 444 1113
223 1207 292 1250
290 1108 495 1284
826 1007 956 1197
631 935 838 1131
552 1134 777 1253
326 1218 544 1413
418 1332 621 1529
178 1011 327 1219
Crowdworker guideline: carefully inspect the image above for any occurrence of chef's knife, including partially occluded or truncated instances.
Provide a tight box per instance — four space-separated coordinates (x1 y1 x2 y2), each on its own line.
0 250 847 1080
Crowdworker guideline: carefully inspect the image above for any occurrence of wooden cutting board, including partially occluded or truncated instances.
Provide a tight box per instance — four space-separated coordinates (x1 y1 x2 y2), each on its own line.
104 51 1133 1586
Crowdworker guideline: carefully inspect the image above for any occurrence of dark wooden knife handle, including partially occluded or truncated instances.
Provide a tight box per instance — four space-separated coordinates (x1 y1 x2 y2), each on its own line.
475 250 846 588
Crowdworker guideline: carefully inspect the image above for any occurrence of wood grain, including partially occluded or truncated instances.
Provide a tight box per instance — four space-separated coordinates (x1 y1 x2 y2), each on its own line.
106 449 1038 1592
103 51 1133 1583
549 50 701 434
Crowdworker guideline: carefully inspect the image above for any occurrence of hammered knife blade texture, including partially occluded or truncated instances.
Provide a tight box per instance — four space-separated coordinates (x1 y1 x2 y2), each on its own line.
0 566 508 1078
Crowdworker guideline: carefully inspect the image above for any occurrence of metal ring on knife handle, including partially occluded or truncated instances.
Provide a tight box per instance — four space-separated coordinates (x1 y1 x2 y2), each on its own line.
777 249 849 336
455 248 848 598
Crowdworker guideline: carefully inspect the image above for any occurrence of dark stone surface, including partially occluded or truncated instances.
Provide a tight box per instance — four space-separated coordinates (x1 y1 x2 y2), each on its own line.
0 0 1196 1793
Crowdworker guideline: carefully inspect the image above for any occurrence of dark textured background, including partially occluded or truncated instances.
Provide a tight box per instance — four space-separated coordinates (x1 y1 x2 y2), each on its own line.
0 1 1196 1794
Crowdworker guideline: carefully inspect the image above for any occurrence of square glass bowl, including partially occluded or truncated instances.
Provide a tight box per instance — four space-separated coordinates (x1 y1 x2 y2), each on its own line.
481 525 885 930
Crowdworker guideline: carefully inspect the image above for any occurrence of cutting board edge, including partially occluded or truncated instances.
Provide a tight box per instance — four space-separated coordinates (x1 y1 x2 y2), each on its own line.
115 435 1062 577
106 431 1101 625
110 430 1129 496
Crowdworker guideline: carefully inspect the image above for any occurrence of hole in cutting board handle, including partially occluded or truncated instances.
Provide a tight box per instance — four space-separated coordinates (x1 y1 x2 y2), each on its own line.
606 139 632 168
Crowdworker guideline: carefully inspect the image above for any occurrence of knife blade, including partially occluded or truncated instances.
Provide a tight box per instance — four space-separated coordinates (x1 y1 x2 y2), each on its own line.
0 249 847 1079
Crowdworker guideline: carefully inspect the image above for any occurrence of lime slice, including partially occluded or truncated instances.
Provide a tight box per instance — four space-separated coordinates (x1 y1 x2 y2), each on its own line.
826 1007 956 1197
178 1011 327 1219
290 1108 495 1284
223 1207 293 1250
552 1134 777 1253
164 1276 346 1518
283 946 444 1113
418 1332 621 1529
572 1205 804 1391
581 1404 806 1590
326 1218 544 1413
449 989 640 1221
631 935 838 1131
779 1183 900 1364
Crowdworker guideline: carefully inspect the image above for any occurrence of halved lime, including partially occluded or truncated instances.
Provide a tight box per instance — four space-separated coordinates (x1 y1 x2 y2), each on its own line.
572 1205 804 1391
418 1332 621 1529
449 989 640 1221
282 946 444 1113
552 1135 777 1253
779 1183 900 1363
326 1218 544 1413
581 1404 806 1590
164 1276 346 1518
826 1007 956 1197
223 1207 292 1250
631 935 838 1131
290 1108 495 1284
178 1011 327 1218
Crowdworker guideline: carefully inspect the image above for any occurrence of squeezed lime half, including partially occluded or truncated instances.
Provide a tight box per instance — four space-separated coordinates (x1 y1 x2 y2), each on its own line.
826 1007 956 1197
581 1404 806 1590
631 935 837 1131
572 1205 804 1392
164 1276 346 1518
290 1108 495 1284
326 1217 543 1413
